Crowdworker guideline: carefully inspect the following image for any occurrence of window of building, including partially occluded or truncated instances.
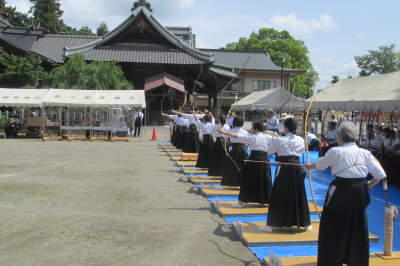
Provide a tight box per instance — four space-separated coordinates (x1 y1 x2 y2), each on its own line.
230 82 238 91
253 80 276 91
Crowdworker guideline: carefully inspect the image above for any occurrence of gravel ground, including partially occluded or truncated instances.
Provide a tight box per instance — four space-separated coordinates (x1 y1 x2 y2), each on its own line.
0 127 260 266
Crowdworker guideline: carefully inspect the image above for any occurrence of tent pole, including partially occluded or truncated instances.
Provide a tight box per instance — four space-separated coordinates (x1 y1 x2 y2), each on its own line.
145 108 147 138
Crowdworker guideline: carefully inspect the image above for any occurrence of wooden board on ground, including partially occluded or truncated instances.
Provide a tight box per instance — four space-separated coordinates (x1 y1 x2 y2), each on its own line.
231 221 379 247
263 253 400 266
202 186 240 197
176 161 198 166
172 156 198 161
164 149 181 152
191 176 221 184
212 201 322 217
168 152 182 156
181 153 198 161
183 169 208 174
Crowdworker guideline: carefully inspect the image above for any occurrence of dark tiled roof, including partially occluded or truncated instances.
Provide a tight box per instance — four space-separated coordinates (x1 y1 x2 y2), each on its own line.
31 35 101 63
199 49 306 73
0 16 10 27
81 43 206 64
62 10 212 64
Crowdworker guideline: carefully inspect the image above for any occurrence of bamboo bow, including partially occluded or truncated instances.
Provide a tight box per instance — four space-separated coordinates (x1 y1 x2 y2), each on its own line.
218 56 250 171
305 75 321 219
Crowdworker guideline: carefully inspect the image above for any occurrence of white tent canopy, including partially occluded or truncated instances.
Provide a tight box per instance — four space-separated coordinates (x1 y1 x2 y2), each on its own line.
0 88 48 107
235 87 305 112
42 89 96 106
92 90 146 108
0 88 146 108
304 71 400 112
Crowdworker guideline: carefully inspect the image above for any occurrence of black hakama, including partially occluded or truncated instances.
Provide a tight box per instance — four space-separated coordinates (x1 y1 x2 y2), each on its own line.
317 177 370 266
172 125 180 147
176 126 188 149
239 150 272 204
207 137 230 177
220 143 248 187
171 124 177 145
196 134 214 168
183 124 200 153
267 156 311 228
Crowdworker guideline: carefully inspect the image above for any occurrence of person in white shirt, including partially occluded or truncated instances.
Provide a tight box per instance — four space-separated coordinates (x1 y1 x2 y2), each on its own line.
162 113 180 146
217 121 273 207
266 109 279 132
307 132 320 152
359 129 380 154
207 115 231 177
305 122 385 266
328 115 337 123
227 112 235 128
27 108 37 117
219 117 248 188
258 118 311 233
175 115 189 149
172 110 204 153
133 107 144 137
321 121 338 156
278 113 291 135
116 116 127 137
194 111 215 169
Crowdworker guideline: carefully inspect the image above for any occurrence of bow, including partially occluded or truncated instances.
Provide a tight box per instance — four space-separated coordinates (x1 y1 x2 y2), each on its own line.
218 56 250 171
305 75 321 219
161 86 172 123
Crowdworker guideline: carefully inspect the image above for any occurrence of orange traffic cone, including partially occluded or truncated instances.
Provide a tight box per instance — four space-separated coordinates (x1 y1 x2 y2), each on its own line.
322 141 328 147
151 128 157 141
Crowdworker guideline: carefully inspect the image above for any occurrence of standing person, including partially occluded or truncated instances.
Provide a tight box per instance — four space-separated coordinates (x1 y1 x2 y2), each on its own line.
172 110 204 153
266 109 279 132
305 122 385 266
194 111 215 169
227 112 235 128
219 117 248 188
133 107 144 137
321 121 338 156
162 113 179 146
208 115 230 177
259 118 312 232
175 114 189 150
217 121 273 207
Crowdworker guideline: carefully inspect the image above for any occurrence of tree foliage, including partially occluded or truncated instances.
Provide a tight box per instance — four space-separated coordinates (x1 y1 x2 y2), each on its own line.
330 75 340 84
29 0 64 33
0 47 48 88
96 21 109 36
354 44 400 76
0 1 31 27
50 53 133 90
223 28 318 97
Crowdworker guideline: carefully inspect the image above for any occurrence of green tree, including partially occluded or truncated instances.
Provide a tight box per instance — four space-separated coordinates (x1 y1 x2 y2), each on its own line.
0 1 31 27
29 0 64 33
224 28 318 97
354 44 400 76
0 47 49 88
330 75 340 84
50 53 133 90
96 21 109 36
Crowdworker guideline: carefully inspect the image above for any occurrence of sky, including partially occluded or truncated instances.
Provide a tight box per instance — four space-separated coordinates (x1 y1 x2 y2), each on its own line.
7 0 400 91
